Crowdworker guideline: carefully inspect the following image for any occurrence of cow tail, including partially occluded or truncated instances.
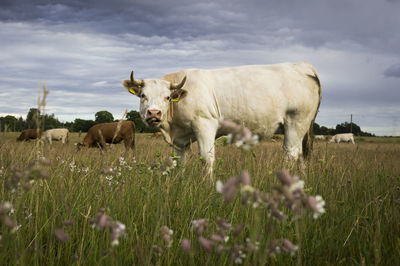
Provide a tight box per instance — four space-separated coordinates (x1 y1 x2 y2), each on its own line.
302 123 313 160
303 67 322 160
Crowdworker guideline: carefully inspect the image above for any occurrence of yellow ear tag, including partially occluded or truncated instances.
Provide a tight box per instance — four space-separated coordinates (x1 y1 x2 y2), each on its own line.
171 96 180 102
128 88 136 95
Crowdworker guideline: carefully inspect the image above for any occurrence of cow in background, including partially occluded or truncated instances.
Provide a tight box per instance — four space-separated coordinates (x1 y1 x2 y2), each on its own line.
16 129 42 141
42 128 69 144
314 135 326 141
77 121 135 153
123 62 321 175
328 133 355 144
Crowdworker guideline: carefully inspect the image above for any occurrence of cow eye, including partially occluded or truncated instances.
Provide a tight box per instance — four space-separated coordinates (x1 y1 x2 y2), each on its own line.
165 96 170 101
140 94 147 100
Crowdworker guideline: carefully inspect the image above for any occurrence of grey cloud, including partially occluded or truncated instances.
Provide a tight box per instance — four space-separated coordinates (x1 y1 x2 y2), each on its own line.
0 0 399 135
384 64 400 78
2 0 399 54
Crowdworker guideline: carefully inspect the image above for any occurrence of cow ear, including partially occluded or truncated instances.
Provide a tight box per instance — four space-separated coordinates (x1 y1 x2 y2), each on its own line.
170 89 187 102
122 80 142 96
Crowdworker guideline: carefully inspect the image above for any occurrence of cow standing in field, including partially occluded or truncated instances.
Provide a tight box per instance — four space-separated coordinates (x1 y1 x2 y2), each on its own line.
16 129 42 141
314 135 326 141
328 133 355 144
77 121 135 153
123 62 321 175
42 128 69 144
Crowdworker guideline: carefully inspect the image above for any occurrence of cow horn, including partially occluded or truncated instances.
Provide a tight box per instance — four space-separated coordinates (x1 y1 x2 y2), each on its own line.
170 76 186 90
130 71 144 87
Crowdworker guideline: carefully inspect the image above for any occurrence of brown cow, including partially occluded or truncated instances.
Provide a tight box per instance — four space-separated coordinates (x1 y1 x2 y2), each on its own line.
77 121 135 152
16 129 42 141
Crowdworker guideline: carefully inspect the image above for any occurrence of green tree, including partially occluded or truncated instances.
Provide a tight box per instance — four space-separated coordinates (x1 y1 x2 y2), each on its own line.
335 122 361 135
333 122 374 136
95 110 114 124
319 126 330 135
0 115 17 132
72 119 95 132
42 113 62 130
313 122 321 135
16 117 26 131
63 121 74 131
26 108 40 129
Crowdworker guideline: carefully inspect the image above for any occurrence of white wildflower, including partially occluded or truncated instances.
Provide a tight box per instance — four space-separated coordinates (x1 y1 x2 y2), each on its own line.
119 157 126 166
234 257 243 264
274 246 281 254
216 180 223 193
313 195 326 219
69 161 76 172
289 180 304 192
234 139 244 148
3 202 12 210
290 246 299 256
11 224 21 234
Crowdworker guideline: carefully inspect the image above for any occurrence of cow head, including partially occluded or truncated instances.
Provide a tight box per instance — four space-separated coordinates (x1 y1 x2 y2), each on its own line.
123 71 187 128
76 142 87 151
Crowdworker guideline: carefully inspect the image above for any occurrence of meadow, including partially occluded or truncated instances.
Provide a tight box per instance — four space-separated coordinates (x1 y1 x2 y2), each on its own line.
1 132 400 265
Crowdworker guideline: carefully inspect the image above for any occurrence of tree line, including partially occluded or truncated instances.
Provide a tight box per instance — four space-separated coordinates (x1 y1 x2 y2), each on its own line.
0 108 158 133
0 108 374 136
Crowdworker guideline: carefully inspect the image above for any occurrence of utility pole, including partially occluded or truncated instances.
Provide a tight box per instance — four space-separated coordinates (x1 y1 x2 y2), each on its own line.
350 114 353 133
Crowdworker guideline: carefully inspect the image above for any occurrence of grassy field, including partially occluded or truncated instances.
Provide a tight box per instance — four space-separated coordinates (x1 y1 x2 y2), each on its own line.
1 132 400 265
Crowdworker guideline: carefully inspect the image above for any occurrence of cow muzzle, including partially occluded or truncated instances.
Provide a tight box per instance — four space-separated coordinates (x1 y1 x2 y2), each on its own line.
145 109 162 126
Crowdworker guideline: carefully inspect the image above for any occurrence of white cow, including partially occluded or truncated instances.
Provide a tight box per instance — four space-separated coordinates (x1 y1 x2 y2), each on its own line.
123 62 321 175
42 128 69 144
328 133 355 144
314 135 326 140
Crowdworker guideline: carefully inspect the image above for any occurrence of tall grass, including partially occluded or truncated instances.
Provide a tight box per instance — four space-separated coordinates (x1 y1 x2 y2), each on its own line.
1 132 400 265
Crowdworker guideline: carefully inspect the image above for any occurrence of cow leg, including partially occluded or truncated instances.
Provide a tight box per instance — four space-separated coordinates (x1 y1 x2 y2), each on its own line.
123 138 135 160
173 143 190 162
283 119 308 169
193 119 219 178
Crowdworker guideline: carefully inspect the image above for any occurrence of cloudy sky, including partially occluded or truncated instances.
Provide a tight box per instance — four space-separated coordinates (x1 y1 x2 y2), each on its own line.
0 0 399 135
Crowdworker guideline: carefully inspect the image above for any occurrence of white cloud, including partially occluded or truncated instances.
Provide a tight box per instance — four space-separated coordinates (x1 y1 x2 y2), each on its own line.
92 81 108 87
